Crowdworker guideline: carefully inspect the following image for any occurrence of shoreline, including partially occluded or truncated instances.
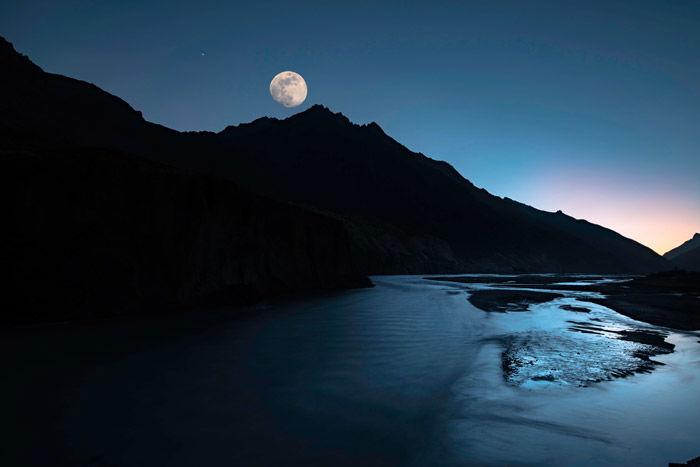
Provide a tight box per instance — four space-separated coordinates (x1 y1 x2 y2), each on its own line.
426 271 700 331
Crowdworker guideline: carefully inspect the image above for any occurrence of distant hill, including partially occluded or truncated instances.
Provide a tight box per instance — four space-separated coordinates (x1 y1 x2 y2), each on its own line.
664 233 700 260
0 36 670 278
664 234 700 271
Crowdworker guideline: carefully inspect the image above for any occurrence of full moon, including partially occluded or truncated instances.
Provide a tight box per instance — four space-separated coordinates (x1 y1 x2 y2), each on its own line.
269 71 308 108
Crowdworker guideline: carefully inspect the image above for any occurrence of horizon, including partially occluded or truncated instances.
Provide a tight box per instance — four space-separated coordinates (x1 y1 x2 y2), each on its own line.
2 1 698 254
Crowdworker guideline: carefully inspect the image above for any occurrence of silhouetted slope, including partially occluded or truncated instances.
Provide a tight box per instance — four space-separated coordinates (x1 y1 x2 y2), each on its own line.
0 37 221 168
1 38 369 323
503 199 669 273
664 234 700 271
215 106 669 273
0 36 670 275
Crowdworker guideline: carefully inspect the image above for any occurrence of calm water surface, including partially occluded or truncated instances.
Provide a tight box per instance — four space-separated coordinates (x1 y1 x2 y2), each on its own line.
3 275 699 466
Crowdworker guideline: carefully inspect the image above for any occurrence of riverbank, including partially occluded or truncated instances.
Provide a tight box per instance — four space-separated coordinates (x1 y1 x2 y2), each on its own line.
427 271 700 330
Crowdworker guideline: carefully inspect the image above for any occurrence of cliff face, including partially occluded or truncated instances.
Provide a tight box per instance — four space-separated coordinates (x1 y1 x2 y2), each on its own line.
2 139 369 324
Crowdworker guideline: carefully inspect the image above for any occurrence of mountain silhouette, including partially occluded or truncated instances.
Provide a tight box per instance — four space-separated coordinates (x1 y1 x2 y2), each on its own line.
1 36 670 290
213 105 669 273
1 38 369 323
664 234 700 271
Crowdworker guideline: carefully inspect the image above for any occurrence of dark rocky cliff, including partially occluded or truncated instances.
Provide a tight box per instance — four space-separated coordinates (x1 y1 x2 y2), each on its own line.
1 138 369 324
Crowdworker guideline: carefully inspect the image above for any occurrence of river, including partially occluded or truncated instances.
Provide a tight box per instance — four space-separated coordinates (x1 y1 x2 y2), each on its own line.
3 275 699 466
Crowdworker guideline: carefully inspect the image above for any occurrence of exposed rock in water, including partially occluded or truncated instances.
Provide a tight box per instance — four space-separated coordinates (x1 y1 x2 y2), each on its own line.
560 305 590 313
467 289 564 313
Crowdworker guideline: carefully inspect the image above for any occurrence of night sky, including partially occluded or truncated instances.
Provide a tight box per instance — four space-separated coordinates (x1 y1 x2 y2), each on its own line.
2 0 698 253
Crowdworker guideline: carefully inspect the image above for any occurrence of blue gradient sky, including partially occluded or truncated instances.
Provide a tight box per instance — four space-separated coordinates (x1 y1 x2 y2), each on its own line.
2 0 698 253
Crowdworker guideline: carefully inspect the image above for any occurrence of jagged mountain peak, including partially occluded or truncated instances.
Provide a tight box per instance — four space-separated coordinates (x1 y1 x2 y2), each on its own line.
219 105 355 137
219 116 280 135
0 36 19 55
288 106 392 139
299 103 336 115
0 36 13 51
221 104 390 138
0 36 43 73
286 104 355 128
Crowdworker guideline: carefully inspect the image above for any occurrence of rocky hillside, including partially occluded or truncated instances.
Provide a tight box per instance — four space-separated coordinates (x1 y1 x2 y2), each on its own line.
213 106 670 273
1 36 671 276
1 35 370 323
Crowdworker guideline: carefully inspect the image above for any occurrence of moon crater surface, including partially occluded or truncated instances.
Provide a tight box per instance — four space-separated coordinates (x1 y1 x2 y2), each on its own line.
269 71 308 108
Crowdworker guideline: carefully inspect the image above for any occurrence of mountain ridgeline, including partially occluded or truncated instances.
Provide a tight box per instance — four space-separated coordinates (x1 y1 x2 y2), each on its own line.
214 110 668 273
1 38 369 323
1 35 671 321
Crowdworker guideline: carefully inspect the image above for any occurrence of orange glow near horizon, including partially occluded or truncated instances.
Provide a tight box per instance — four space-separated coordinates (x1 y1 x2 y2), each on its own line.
526 168 700 256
